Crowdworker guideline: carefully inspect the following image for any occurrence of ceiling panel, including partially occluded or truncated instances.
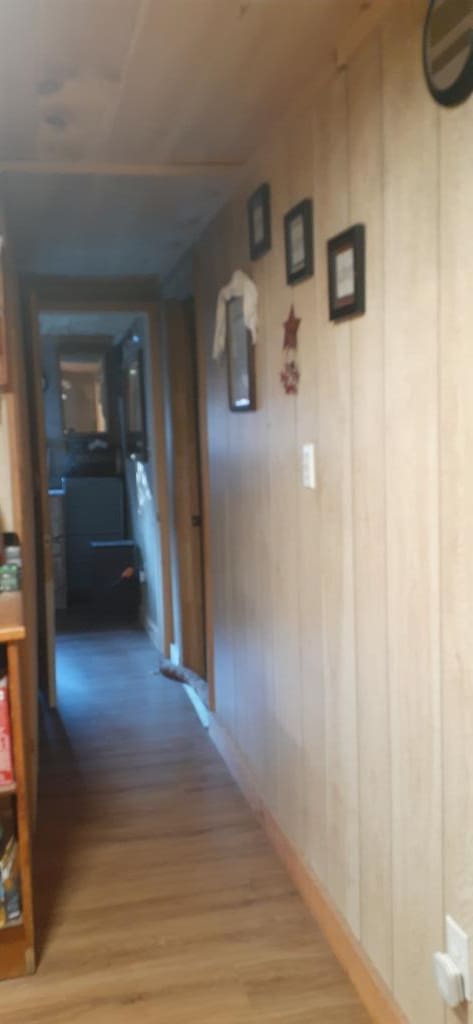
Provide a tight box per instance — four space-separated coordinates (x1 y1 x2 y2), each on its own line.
3 169 232 277
0 0 386 280
0 0 39 161
36 0 142 162
0 0 370 168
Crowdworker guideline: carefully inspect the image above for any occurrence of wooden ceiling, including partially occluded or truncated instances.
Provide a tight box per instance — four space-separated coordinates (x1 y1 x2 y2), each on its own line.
0 0 385 278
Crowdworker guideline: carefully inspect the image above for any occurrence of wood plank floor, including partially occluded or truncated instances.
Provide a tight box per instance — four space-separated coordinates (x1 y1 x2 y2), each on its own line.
1 625 371 1022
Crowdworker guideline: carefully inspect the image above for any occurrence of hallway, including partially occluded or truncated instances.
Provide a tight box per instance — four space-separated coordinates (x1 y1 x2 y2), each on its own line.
1 626 369 1023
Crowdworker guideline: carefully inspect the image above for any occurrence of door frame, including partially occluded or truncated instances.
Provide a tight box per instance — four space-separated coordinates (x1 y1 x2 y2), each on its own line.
193 256 215 709
165 297 207 681
24 289 57 707
22 276 173 675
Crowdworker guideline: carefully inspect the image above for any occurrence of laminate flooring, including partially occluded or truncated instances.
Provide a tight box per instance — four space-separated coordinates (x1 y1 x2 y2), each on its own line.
1 624 371 1022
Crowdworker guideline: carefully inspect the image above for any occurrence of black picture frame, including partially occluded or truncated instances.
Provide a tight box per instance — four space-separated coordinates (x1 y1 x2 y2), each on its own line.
423 0 473 108
284 199 314 285
327 224 365 322
248 183 271 260
226 297 256 413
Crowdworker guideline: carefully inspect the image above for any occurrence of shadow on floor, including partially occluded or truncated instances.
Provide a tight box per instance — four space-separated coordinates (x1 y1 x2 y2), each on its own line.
34 611 150 962
34 699 85 962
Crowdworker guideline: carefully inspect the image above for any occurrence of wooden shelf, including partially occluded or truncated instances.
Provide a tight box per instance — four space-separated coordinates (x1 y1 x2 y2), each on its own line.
0 262 36 983
0 917 33 978
0 783 16 797
0 593 25 643
2 917 23 931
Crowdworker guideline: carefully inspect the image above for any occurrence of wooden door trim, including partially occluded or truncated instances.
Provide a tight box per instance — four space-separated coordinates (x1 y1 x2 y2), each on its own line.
166 298 206 679
23 290 57 707
21 280 173 658
144 300 173 656
193 255 215 710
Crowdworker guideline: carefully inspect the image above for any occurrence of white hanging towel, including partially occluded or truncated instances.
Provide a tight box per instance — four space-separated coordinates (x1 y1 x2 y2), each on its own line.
212 269 259 359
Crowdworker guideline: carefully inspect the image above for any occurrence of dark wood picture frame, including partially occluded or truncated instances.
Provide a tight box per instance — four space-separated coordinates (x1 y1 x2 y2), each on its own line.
248 182 271 260
226 297 256 413
284 198 314 285
327 224 365 322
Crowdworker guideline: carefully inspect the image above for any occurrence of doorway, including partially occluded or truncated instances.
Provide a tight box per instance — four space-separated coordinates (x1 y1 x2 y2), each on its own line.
24 285 172 708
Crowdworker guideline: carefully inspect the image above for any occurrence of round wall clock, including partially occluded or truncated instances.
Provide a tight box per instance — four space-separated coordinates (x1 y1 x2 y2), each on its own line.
423 0 473 107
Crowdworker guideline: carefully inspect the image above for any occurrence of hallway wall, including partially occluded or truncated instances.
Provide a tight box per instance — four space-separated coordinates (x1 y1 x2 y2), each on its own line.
121 315 166 649
182 3 473 1023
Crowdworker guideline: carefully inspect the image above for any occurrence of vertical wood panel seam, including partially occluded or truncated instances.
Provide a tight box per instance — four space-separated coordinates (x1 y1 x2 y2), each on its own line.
379 20 396 991
434 96 444 1024
375 24 394 986
377 24 394 987
345 60 362 939
312 108 328 881
260 198 276 809
100 0 152 156
289 137 307 857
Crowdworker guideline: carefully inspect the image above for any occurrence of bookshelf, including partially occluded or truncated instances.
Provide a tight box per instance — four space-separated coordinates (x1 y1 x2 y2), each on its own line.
0 784 17 797
0 245 36 978
0 631 35 977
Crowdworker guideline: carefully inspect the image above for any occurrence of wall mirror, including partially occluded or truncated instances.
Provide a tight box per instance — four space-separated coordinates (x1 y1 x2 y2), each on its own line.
59 348 109 435
121 336 148 461
226 296 256 412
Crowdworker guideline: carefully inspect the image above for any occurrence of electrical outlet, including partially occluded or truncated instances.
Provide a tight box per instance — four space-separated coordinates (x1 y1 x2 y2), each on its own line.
447 915 471 1002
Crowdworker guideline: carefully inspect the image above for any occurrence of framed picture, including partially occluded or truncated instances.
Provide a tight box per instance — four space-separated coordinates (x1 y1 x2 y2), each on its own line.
284 199 314 285
327 224 365 321
226 296 256 413
248 183 271 260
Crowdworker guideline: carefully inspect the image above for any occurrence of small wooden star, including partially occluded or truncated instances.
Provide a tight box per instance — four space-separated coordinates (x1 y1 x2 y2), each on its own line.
283 305 301 350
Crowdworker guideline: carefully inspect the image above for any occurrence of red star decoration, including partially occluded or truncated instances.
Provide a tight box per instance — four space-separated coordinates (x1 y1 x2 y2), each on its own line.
283 305 301 350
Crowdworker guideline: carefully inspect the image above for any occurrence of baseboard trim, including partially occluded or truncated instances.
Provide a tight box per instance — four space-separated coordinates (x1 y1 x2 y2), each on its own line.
184 684 210 728
146 617 162 655
209 714 407 1024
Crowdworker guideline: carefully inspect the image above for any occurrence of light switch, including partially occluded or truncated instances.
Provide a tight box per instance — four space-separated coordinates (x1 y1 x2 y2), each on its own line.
447 915 471 1001
302 443 316 490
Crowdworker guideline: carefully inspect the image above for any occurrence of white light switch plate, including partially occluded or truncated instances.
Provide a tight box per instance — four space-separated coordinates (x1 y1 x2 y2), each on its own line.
302 443 316 490
433 952 464 1008
447 915 471 1001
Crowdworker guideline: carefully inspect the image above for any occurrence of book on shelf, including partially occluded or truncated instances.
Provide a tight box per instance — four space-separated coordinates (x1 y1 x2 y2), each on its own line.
0 814 21 927
0 678 14 788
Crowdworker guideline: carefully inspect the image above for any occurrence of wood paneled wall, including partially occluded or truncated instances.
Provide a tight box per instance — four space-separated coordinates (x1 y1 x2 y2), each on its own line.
181 3 473 1023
